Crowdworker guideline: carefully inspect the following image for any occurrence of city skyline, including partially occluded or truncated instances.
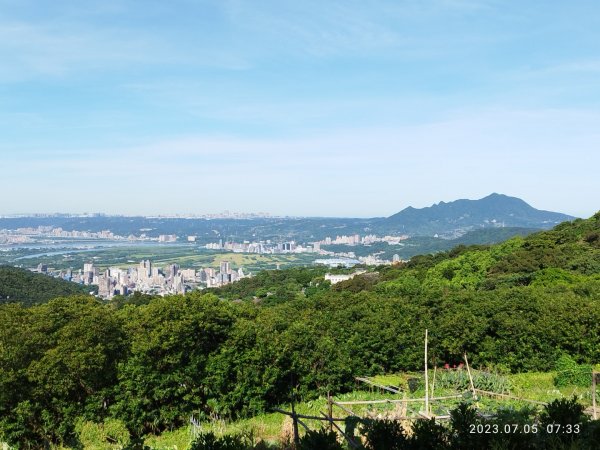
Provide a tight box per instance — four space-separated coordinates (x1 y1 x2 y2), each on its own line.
2 1 600 218
0 191 587 220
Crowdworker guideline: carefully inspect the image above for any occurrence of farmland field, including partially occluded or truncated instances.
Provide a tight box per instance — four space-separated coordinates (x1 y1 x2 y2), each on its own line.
0 242 317 273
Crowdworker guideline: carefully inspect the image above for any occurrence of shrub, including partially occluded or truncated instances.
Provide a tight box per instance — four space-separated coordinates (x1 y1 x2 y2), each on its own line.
76 418 131 448
360 418 407 450
489 407 538 450
540 396 586 427
409 418 449 449
449 402 488 449
539 397 588 446
297 428 344 450
554 354 592 387
189 431 251 450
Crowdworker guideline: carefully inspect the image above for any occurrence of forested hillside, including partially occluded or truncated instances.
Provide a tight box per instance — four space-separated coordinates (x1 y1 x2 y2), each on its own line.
381 193 574 235
1 213 599 447
0 266 93 306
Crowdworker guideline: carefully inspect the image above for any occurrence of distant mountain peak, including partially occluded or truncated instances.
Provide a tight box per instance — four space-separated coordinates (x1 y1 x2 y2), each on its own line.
383 194 574 237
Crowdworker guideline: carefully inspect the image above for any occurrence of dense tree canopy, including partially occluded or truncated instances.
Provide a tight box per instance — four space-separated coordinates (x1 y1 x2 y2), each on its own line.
0 266 94 306
1 213 599 446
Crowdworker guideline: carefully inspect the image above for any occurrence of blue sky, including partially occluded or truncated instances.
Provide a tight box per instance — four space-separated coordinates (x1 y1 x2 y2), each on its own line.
1 0 599 217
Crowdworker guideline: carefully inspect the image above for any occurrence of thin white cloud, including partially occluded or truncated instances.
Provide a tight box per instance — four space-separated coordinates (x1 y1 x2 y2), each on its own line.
0 21 160 80
219 0 506 60
3 107 599 216
0 15 250 82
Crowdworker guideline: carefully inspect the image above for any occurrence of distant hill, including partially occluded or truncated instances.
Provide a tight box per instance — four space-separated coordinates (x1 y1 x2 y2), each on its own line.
0 266 93 306
388 210 600 292
381 193 574 236
0 194 574 246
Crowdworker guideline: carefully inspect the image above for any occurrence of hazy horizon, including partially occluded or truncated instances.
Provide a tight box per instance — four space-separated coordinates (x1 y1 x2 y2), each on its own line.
0 192 585 220
2 1 599 218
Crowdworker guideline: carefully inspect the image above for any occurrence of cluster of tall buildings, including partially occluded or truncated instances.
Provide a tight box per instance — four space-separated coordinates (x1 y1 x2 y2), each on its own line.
158 234 178 242
315 233 409 246
147 211 273 219
201 234 410 266
9 226 122 240
3 225 187 243
205 240 321 254
54 259 249 299
0 232 34 244
322 234 362 245
204 261 246 288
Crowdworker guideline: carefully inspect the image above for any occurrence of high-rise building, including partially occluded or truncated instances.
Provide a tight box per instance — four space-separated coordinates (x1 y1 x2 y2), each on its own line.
220 261 231 274
83 262 96 284
138 260 152 279
180 269 196 282
168 264 179 278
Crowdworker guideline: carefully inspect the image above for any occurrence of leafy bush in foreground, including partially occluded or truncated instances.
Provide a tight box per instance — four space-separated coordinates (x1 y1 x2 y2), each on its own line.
190 431 252 450
298 428 344 450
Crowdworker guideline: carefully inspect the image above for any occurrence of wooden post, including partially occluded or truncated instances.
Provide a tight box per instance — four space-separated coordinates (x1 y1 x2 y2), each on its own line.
327 391 333 432
320 412 359 449
424 329 429 415
464 353 477 400
291 398 300 445
431 365 437 416
593 371 598 421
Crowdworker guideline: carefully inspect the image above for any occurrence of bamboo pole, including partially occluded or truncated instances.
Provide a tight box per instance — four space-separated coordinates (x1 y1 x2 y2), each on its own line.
291 400 300 444
355 377 402 394
335 395 463 406
320 412 360 449
327 391 333 432
474 389 547 406
431 365 437 416
273 408 347 422
332 401 356 416
463 353 477 400
297 417 310 432
593 371 598 420
424 329 429 415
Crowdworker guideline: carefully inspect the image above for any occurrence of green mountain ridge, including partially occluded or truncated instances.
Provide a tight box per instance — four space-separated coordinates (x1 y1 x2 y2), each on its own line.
381 193 575 236
0 194 574 243
0 266 94 306
1 212 599 446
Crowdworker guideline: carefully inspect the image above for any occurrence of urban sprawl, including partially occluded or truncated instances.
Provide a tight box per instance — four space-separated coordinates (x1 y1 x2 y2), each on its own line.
2 226 408 298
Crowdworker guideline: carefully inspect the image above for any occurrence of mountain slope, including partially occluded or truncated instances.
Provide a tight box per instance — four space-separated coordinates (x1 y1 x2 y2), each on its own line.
0 266 93 306
381 193 574 236
382 211 600 292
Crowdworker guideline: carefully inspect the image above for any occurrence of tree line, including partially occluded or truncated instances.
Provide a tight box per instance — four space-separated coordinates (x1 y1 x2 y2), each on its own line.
1 213 599 447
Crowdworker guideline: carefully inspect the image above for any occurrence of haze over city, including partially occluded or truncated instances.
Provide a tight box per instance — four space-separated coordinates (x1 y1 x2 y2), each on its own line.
2 1 599 218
